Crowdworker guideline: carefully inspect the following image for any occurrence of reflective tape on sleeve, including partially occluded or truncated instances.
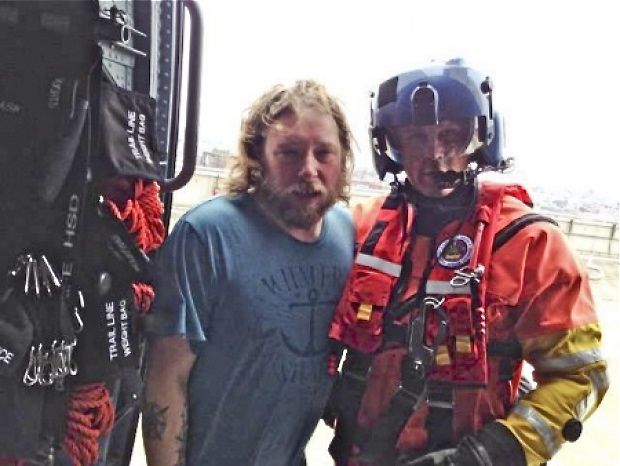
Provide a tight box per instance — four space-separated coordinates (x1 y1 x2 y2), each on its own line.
355 253 402 277
589 367 610 393
577 368 610 420
425 280 471 295
513 403 560 457
531 348 603 373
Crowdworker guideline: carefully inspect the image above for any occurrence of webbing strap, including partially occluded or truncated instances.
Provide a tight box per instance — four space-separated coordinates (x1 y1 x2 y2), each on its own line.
329 351 372 464
492 213 558 252
359 191 404 256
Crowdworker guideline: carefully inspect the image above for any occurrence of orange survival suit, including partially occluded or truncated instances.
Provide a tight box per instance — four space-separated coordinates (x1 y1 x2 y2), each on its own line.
327 181 608 466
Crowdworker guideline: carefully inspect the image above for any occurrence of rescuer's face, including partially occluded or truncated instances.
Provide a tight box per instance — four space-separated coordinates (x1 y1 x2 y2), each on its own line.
256 107 344 231
389 119 471 198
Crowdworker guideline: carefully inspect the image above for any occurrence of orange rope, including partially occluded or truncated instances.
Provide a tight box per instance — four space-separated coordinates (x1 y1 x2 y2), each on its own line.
105 179 165 253
60 178 163 466
105 179 166 314
133 282 155 314
63 383 115 466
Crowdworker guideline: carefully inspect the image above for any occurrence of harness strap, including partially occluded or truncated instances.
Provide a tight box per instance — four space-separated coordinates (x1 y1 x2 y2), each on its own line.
329 350 372 465
360 222 390 256
424 381 454 452
492 213 558 253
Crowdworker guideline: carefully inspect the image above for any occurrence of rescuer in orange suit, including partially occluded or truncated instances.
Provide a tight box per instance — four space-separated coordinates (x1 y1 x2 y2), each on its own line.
325 59 608 466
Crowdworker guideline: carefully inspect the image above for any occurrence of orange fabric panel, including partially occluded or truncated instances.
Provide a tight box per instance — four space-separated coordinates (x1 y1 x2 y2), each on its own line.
487 218 597 340
350 197 387 243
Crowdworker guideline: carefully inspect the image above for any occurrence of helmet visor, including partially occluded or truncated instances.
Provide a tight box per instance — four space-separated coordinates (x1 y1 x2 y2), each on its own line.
385 118 480 161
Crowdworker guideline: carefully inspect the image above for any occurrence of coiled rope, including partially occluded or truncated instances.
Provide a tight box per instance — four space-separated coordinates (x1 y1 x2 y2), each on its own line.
63 179 165 465
63 383 115 466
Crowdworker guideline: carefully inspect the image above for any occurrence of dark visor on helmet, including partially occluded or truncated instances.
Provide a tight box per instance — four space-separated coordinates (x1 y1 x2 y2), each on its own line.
385 118 476 155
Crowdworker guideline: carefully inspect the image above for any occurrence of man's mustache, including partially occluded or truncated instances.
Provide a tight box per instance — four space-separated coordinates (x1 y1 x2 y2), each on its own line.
431 171 463 184
284 182 326 195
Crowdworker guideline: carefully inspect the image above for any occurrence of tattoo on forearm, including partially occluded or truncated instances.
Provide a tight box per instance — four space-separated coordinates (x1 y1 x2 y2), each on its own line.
142 401 169 441
174 404 189 466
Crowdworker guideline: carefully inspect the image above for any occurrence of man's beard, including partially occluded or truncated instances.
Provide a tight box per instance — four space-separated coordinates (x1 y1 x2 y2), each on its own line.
256 177 340 230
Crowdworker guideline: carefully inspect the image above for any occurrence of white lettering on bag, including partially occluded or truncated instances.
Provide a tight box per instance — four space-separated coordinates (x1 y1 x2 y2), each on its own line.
106 301 118 360
119 299 131 357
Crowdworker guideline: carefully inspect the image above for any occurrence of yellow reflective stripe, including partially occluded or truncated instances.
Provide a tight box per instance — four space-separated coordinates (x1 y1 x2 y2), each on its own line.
513 403 560 457
355 253 401 277
435 345 450 365
531 348 603 373
357 303 373 321
455 335 472 353
590 367 610 393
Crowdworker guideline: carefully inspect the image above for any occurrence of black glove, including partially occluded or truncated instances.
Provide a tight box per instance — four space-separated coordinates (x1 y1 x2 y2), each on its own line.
449 422 526 466
321 374 341 428
398 422 526 466
397 448 457 466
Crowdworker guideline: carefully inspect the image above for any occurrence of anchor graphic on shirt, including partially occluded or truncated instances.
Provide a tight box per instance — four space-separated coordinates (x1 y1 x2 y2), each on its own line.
281 288 336 356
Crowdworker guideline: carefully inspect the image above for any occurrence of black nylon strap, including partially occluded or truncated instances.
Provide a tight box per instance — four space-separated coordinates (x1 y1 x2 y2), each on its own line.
357 386 422 465
360 221 389 255
492 213 558 253
359 192 404 255
487 340 522 359
424 382 454 452
329 350 373 465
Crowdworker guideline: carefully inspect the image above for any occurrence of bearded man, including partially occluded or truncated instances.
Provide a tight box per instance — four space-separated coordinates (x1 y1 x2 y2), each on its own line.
143 80 355 466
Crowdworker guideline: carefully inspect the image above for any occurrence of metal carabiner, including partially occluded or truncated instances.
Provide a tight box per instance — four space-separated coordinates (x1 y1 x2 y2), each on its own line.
65 339 78 376
422 296 446 310
450 264 485 288
32 258 40 298
120 23 147 43
36 343 55 386
72 307 84 333
23 346 38 386
24 255 34 294
72 290 85 333
41 255 61 289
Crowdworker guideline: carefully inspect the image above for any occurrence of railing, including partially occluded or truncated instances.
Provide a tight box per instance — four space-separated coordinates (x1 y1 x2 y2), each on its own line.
552 215 619 259
168 168 619 259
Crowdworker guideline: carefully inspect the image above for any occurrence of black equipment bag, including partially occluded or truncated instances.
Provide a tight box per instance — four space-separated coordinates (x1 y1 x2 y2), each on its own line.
0 0 132 460
96 81 164 182
1 1 168 462
0 0 100 460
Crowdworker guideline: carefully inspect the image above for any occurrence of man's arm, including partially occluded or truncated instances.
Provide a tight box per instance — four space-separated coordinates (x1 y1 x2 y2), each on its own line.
143 335 197 466
493 223 608 465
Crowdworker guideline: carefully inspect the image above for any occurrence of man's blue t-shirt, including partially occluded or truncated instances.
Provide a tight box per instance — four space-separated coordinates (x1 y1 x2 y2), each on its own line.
149 194 354 465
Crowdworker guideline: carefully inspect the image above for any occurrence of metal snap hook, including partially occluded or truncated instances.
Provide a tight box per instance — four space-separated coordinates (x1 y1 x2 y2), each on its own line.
422 296 445 309
450 265 485 288
37 342 55 386
450 273 471 288
23 346 38 386
73 306 84 333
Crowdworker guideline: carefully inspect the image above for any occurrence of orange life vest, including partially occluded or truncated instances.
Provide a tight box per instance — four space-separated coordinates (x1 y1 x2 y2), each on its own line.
328 181 552 464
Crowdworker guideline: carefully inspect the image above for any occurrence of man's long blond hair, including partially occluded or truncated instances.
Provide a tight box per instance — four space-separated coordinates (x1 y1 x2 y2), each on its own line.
225 80 354 202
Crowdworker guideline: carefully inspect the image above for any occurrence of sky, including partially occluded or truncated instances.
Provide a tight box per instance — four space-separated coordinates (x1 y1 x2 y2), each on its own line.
191 0 619 199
